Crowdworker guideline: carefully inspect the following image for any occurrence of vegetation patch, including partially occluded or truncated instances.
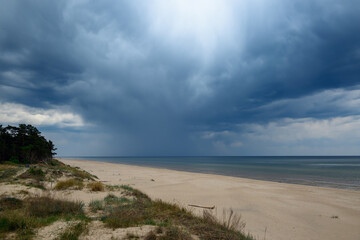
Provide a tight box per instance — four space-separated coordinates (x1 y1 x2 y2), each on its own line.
0 196 84 239
89 200 104 213
55 179 84 190
18 167 45 181
0 197 23 211
47 159 97 181
56 221 87 240
0 166 21 181
105 184 124 191
120 185 134 192
24 181 47 190
26 196 84 217
87 182 104 191
99 187 253 240
0 210 34 233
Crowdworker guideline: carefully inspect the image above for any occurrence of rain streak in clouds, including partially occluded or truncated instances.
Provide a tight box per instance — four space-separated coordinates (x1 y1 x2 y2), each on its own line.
0 0 360 156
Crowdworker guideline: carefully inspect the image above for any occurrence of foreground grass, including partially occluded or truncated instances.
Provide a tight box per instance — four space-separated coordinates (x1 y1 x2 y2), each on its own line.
0 195 85 239
97 186 254 240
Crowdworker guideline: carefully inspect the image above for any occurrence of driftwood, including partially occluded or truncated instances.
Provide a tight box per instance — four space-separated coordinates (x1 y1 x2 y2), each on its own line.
188 204 215 210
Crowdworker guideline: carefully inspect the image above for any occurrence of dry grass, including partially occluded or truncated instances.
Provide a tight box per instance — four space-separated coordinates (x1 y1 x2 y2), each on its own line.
54 179 84 190
0 210 33 233
0 166 20 181
56 221 87 240
0 196 85 239
101 187 254 240
26 196 84 217
222 209 246 232
0 197 23 211
48 159 97 180
87 182 104 191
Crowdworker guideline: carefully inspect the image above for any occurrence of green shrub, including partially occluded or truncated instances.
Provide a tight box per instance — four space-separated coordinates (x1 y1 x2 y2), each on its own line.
9 157 20 164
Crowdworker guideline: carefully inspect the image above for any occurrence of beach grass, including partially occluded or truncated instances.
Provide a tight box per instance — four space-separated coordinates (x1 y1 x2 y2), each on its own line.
87 181 105 191
18 167 46 181
56 221 88 240
0 195 85 239
101 185 254 240
55 179 84 190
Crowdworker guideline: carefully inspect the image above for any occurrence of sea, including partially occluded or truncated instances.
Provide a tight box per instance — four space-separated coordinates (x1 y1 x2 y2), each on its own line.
63 156 360 190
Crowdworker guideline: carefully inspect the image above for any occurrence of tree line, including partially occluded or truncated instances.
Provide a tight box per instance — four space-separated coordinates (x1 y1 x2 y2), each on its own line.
0 124 56 164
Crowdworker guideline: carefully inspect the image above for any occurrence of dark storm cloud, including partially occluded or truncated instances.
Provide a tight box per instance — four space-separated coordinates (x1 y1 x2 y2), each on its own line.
1 0 359 155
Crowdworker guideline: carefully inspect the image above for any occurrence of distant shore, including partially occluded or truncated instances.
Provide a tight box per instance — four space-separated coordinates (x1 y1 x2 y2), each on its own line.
62 158 360 240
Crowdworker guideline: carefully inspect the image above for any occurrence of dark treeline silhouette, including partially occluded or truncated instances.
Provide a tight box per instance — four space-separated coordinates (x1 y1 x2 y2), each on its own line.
0 124 56 164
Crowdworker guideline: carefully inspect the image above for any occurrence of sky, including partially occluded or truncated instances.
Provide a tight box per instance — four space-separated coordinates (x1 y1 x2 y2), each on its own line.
0 0 360 156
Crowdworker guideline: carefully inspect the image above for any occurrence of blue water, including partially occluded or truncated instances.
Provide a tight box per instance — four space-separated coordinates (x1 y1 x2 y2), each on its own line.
63 156 360 190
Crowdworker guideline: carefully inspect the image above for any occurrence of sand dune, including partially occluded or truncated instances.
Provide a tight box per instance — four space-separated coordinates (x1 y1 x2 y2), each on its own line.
62 158 360 240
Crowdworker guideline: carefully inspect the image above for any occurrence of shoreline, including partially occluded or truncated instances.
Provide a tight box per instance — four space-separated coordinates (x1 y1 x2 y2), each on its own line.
58 157 360 191
61 158 360 240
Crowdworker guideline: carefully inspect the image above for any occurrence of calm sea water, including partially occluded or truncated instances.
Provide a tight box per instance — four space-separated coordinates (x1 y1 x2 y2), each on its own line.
64 156 360 190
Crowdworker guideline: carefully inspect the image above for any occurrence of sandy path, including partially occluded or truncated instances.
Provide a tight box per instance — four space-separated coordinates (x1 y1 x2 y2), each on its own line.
61 159 360 240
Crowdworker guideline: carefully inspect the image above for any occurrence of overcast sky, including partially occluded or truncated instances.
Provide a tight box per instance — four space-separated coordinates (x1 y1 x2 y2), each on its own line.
1 0 360 156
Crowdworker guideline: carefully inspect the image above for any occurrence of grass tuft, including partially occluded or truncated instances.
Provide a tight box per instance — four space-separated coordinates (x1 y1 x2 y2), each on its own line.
89 200 104 213
87 182 104 191
54 179 84 190
56 221 87 240
120 185 134 192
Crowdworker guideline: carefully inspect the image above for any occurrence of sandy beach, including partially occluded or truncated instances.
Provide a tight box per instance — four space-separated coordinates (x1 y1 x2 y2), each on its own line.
61 158 360 240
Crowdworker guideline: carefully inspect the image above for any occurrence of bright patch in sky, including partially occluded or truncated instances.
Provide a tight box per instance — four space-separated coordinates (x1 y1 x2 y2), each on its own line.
149 0 238 62
0 102 84 127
